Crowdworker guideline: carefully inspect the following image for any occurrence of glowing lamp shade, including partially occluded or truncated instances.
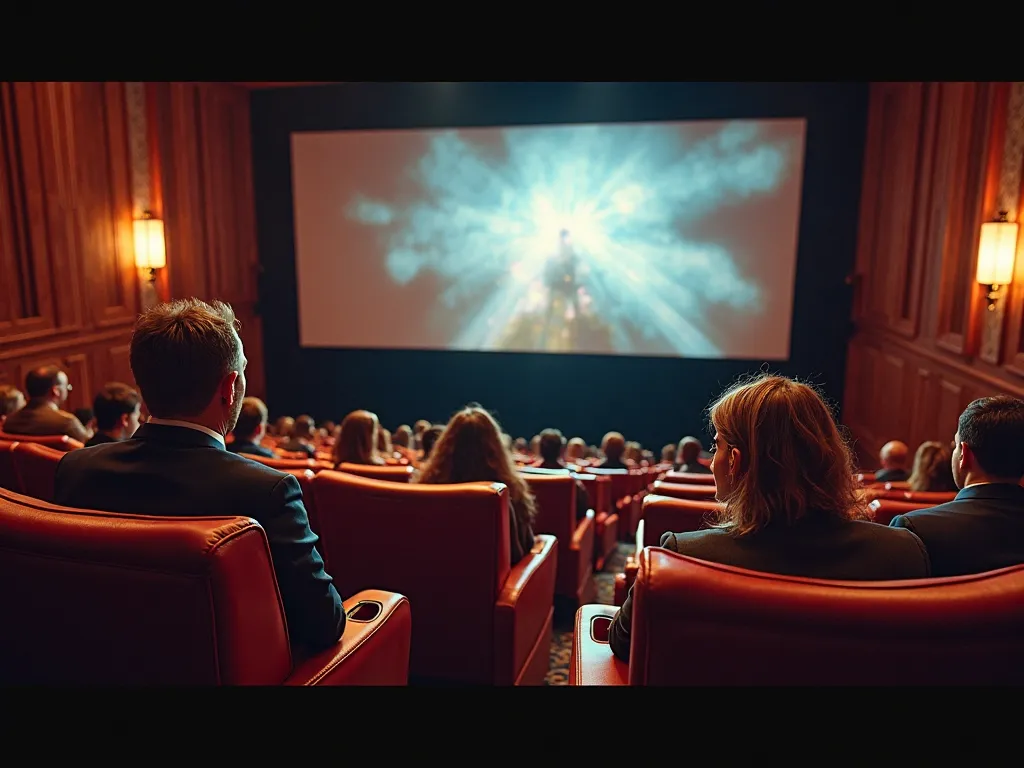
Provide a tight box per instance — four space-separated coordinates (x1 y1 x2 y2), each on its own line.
133 216 166 270
975 219 1018 286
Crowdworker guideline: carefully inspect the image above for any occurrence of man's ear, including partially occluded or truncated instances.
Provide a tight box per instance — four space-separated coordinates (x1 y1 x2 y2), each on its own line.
119 413 130 430
219 371 239 405
958 442 972 472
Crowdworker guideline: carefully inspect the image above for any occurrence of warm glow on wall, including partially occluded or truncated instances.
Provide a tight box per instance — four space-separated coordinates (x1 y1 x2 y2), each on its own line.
133 213 166 270
976 213 1018 287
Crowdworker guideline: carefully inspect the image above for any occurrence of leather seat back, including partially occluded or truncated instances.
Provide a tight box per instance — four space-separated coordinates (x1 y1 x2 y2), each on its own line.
311 470 511 682
0 430 82 452
0 487 292 685
641 494 720 547
630 547 1024 685
336 463 414 483
0 439 19 493
522 472 575 543
11 442 63 502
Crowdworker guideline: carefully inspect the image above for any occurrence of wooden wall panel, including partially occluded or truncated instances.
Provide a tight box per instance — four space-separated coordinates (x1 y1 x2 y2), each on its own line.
0 82 140 409
844 81 1024 467
149 82 266 399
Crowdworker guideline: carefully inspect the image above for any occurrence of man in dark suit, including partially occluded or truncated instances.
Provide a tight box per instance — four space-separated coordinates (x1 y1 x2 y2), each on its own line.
533 428 590 521
228 396 275 459
874 440 910 483
83 382 142 448
54 298 345 653
596 431 630 470
4 366 92 443
890 396 1024 577
674 436 712 474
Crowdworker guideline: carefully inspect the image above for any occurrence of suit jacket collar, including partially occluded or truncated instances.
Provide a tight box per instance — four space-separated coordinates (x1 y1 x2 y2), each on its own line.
133 422 225 451
954 483 1024 503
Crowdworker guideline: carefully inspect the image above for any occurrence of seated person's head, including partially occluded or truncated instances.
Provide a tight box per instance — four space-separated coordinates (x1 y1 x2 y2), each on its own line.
273 416 294 437
908 440 957 492
661 443 677 464
513 437 528 455
420 425 444 459
565 437 586 460
25 365 72 406
602 432 626 462
129 299 248 433
377 426 393 456
879 440 909 471
92 383 142 440
952 396 1024 487
417 405 536 520
393 424 412 448
233 397 269 444
414 420 431 437
74 407 96 432
333 410 382 465
708 373 860 534
320 420 336 438
500 432 512 452
538 428 566 465
0 384 26 424
624 441 642 463
530 435 541 456
291 415 315 441
677 436 703 466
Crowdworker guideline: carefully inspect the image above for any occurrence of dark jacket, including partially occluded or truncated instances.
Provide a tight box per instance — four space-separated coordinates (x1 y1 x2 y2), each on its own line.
609 514 931 662
890 483 1024 577
53 422 345 652
228 439 276 459
4 399 91 443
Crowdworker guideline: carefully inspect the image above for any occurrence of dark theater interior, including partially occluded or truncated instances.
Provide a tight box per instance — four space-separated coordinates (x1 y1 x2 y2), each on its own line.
1 81 1023 686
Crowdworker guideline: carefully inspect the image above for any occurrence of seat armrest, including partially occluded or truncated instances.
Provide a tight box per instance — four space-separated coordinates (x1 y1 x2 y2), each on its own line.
635 519 645 550
284 589 411 686
570 604 629 685
494 534 558 685
572 510 595 550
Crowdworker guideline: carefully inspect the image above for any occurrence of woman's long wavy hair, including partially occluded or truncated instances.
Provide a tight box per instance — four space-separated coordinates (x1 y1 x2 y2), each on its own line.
333 410 384 466
416 405 536 522
908 440 957 492
709 373 864 535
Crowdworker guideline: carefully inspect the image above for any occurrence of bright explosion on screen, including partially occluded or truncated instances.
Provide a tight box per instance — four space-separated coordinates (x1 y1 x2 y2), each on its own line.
347 121 796 356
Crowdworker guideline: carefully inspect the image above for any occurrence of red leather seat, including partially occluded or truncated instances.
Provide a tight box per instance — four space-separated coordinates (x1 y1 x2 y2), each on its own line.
242 454 334 472
11 442 63 502
661 471 715 486
523 473 596 605
0 487 411 685
648 480 718 501
573 547 1024 685
336 463 414 483
586 467 635 541
576 473 617 570
613 494 722 605
0 439 20 492
311 470 557 685
0 430 83 452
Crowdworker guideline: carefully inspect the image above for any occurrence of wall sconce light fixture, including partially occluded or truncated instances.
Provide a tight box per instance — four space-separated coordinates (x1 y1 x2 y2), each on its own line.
976 211 1018 311
133 211 166 283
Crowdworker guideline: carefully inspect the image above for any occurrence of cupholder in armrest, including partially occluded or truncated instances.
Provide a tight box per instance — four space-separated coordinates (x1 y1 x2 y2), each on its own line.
589 615 613 643
347 600 383 622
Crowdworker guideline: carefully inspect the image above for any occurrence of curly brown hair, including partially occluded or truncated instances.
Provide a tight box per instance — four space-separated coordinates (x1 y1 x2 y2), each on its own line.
708 373 865 535
416 405 536 523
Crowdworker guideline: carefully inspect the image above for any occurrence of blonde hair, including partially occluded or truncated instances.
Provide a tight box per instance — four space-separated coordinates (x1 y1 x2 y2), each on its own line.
416 405 536 523
709 373 863 535
333 410 384 466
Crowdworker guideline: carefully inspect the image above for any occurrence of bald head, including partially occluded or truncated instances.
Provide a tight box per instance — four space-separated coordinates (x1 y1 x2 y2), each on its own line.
879 440 909 470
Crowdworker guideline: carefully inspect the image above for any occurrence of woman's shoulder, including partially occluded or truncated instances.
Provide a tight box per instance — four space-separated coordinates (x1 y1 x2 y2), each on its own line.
658 528 730 552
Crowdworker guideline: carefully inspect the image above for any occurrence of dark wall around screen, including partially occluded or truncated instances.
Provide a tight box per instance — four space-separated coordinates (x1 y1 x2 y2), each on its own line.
249 81 868 451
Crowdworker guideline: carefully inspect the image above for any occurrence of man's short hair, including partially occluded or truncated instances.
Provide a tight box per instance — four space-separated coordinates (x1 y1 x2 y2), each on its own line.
129 299 241 418
958 396 1024 479
234 397 269 439
539 428 566 462
25 365 63 398
93 383 141 431
421 425 444 458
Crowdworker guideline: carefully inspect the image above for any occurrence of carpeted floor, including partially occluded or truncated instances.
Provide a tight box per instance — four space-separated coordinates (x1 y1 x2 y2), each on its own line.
545 542 634 685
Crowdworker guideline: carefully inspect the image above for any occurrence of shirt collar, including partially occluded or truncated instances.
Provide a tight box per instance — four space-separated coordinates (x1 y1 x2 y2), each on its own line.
146 418 225 447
